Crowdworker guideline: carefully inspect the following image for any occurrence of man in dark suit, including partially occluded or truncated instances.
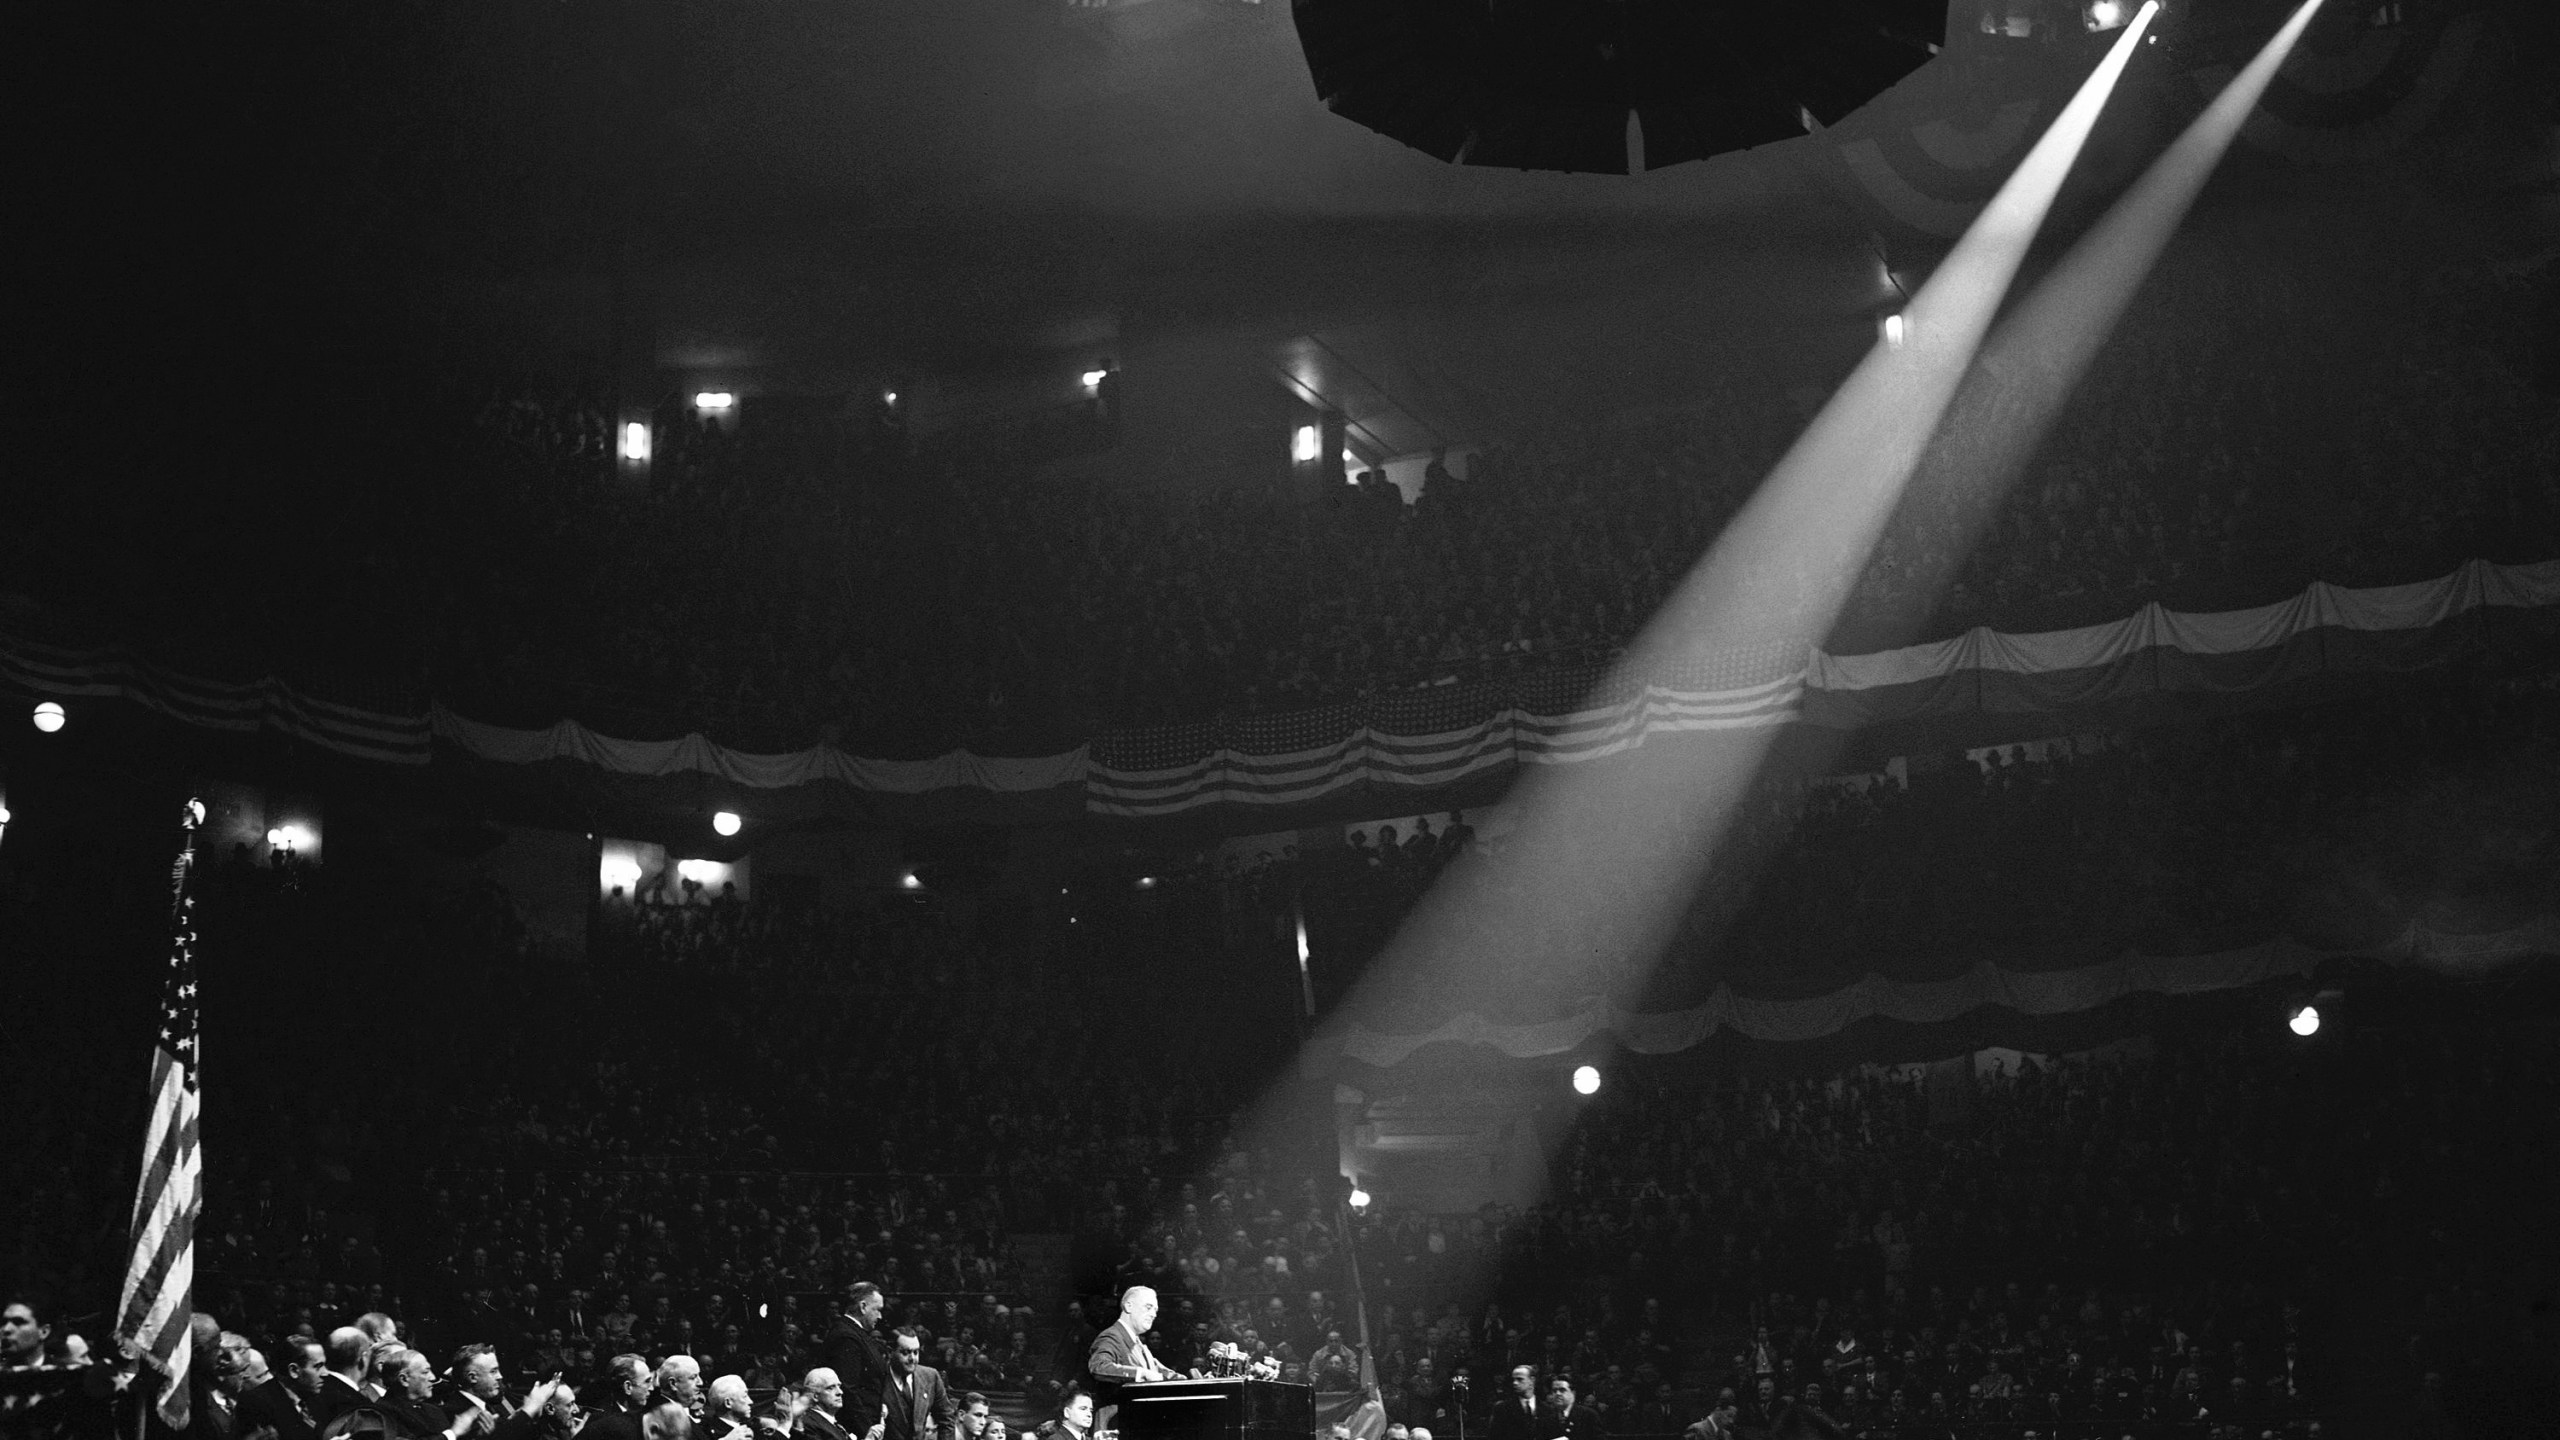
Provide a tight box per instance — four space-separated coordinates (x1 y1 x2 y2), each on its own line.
1539 1377 1603 1440
793 1371 852 1440
1083 1287 1178 1427
1483 1366 1552 1440
379 1349 483 1440
880 1332 952 1440
824 1286 890 1440
237 1337 329 1440
314 1330 375 1431
577 1358 652 1440
433 1345 556 1440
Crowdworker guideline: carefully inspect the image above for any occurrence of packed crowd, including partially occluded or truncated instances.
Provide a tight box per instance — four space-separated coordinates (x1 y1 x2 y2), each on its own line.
11 239 2549 756
1226 669 2558 1026
11 687 2556 1439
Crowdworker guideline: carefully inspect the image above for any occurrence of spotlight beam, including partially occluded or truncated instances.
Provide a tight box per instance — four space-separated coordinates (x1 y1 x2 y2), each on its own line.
1870 0 2332 646
1311 4 2164 1048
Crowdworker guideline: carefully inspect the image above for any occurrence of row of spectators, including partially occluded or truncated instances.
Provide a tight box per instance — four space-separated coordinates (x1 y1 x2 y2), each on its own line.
18 238 2543 755
435 246 2558 744
1230 670 2558 1026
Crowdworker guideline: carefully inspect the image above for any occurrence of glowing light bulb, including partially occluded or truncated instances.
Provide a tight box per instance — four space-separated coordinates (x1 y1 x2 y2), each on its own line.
712 810 742 837
2288 1005 2320 1037
31 701 65 733
1347 1188 1371 1211
1572 1065 1602 1095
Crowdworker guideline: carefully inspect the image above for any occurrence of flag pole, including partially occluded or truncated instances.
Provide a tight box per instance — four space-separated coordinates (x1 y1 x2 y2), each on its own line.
117 797 206 1439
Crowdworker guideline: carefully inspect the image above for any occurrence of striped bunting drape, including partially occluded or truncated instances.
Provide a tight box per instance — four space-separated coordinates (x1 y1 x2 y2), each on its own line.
0 633 428 765
3 560 2553 806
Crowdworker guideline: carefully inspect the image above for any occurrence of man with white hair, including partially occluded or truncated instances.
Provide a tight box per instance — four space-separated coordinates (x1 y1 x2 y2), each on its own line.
379 1349 490 1440
796 1370 852 1440
701 1378 755 1440
644 1357 704 1440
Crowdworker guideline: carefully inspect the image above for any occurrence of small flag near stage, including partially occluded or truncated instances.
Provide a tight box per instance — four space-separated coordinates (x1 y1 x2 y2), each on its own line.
116 798 206 1430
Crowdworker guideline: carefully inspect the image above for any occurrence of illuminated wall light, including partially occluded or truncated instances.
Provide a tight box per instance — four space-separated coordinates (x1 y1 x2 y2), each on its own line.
1882 313 1907 348
1135 875 1156 889
1982 3 2036 36
900 870 924 890
2288 1004 2321 1037
31 701 65 733
1572 1064 1602 1095
1292 425 1320 463
711 810 742 837
2086 0 2126 29
883 390 899 406
694 391 735 411
1347 1187 1371 1211
619 421 651 462
1081 368 1110 389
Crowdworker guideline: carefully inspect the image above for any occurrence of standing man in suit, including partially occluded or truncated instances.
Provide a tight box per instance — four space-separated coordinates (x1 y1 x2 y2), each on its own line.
1084 1287 1179 1427
880 1332 952 1440
1484 1367 1551 1440
825 1286 891 1440
1539 1377 1602 1440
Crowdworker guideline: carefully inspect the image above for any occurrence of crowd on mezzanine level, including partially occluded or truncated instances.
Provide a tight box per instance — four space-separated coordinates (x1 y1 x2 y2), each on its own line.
407 246 2555 750
17 243 2545 758
1209 669 2560 1027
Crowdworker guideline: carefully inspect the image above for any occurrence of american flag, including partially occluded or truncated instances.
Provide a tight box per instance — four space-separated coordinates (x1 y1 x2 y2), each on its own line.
117 799 206 1431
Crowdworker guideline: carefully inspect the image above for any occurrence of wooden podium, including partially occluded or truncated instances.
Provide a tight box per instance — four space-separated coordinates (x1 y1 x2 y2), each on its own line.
1112 1379 1315 1440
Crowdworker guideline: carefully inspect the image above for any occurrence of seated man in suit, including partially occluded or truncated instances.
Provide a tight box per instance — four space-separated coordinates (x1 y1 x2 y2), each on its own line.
377 1349 487 1440
578 1358 652 1440
237 1337 329 1440
794 1371 851 1440
1030 1391 1093 1440
314 1330 376 1431
881 1331 953 1440
434 1345 559 1440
